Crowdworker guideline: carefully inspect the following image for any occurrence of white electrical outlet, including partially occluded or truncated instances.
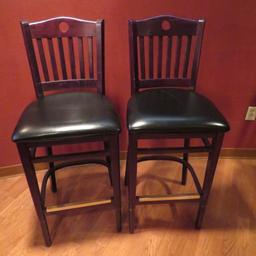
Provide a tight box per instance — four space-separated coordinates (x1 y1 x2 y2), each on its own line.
245 106 256 120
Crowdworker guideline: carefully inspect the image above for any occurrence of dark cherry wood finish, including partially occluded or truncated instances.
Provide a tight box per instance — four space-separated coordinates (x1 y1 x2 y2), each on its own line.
129 15 204 94
16 17 121 246
126 15 226 232
21 17 105 97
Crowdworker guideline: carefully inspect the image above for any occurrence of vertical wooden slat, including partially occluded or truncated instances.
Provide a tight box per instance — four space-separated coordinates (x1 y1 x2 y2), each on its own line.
47 38 59 80
166 36 172 78
157 35 163 78
36 38 49 81
139 36 145 79
174 36 182 78
149 35 153 79
78 37 85 79
88 36 94 79
68 37 76 79
183 35 192 78
57 37 67 79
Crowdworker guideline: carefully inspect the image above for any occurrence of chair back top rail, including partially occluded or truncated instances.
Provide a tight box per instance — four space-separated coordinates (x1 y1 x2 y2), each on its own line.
29 17 97 38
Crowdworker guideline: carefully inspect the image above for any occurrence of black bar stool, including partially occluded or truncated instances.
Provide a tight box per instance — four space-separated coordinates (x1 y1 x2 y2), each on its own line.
12 17 121 246
125 15 230 232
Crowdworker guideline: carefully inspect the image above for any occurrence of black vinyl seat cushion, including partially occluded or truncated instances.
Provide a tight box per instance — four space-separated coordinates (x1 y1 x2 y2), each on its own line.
127 88 230 133
12 92 121 142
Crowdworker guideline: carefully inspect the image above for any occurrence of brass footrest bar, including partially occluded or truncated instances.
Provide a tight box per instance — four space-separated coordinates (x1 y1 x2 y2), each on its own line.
137 193 200 205
46 199 112 213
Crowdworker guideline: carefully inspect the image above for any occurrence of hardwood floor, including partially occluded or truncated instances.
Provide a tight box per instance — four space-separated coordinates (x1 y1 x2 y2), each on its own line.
0 158 256 255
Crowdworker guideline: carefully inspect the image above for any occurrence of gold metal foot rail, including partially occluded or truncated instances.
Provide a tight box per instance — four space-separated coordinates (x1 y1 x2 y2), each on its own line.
136 193 200 205
46 199 112 214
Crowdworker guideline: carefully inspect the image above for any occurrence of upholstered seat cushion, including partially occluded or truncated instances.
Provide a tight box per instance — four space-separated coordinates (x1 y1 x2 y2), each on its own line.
127 89 230 133
12 92 121 142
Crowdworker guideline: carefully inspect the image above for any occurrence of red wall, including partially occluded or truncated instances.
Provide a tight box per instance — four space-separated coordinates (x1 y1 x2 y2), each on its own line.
1 0 256 167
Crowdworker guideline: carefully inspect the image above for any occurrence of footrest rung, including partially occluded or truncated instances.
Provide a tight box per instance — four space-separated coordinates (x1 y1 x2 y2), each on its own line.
46 199 112 213
137 193 200 204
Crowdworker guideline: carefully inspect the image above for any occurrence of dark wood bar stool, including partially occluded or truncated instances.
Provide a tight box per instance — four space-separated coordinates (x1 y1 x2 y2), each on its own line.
12 17 121 246
125 15 230 232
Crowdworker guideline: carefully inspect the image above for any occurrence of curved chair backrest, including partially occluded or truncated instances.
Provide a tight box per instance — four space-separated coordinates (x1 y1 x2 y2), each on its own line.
129 15 205 94
21 17 105 98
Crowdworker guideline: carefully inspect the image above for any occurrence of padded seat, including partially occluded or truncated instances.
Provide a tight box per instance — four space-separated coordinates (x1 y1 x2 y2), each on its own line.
127 88 230 133
13 92 121 142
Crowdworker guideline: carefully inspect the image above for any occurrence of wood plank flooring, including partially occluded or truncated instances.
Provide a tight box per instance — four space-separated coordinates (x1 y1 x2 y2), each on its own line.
0 158 256 255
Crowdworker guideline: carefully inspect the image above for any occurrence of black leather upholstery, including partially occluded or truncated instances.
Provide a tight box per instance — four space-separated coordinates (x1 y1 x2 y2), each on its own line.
127 88 230 133
12 92 120 142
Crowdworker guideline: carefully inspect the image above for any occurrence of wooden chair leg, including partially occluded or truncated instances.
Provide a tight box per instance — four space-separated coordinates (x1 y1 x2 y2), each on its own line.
17 143 52 246
124 144 130 186
46 147 57 193
195 133 224 229
127 133 137 233
109 135 122 232
181 138 190 185
104 142 113 186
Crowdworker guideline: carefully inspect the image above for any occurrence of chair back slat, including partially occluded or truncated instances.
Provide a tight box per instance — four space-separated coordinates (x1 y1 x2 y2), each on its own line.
149 35 154 79
157 36 163 78
129 15 205 94
174 36 182 78
47 38 59 80
78 37 85 78
165 35 172 78
139 36 145 79
68 37 76 79
36 38 49 81
21 17 105 97
183 35 192 78
57 37 68 79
